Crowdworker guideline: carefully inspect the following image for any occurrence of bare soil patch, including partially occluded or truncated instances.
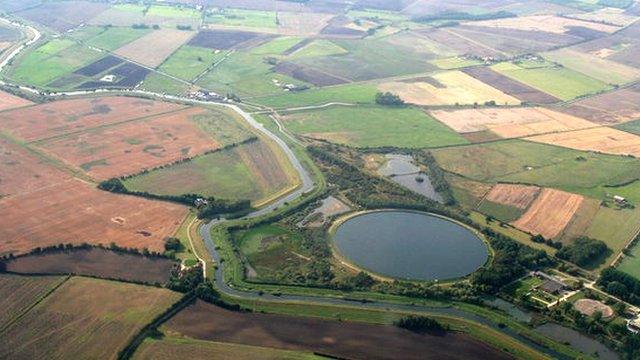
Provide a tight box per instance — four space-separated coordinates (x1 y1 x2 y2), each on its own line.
526 127 640 158
0 178 187 255
0 89 32 111
0 96 185 142
163 300 512 360
16 1 109 32
561 84 640 124
3 248 177 284
470 15 619 36
462 67 560 104
188 29 269 50
115 29 194 68
574 299 614 318
485 184 540 209
511 188 584 239
38 107 219 179
0 273 66 330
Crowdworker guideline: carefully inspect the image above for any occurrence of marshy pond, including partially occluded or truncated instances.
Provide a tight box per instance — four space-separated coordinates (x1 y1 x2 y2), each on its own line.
332 211 489 281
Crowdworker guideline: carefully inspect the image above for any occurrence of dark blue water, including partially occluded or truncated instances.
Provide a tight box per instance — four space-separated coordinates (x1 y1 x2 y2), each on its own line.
333 211 489 281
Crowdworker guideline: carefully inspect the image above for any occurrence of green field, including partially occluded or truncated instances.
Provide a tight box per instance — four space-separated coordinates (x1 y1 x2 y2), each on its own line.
124 140 291 202
206 8 277 28
618 238 640 280
159 45 225 81
253 83 378 108
9 39 102 86
543 49 640 85
615 119 640 135
147 4 202 18
477 200 524 222
430 56 483 69
585 206 640 268
281 105 468 148
250 36 302 55
432 140 640 200
286 40 348 59
491 61 612 101
71 26 151 51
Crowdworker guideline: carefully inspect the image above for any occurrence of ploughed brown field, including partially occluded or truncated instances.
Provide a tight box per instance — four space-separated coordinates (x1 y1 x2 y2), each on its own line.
3 248 178 284
0 89 32 111
511 188 584 239
163 300 513 360
484 184 540 209
462 67 560 104
37 107 221 179
0 96 185 141
561 83 640 124
526 127 640 158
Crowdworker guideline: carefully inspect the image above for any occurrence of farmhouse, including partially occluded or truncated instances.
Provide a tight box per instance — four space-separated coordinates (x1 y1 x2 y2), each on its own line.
614 195 627 205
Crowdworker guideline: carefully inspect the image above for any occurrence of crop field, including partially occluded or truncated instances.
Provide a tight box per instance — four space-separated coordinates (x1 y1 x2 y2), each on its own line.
432 140 640 199
162 300 511 360
124 139 294 203
526 127 640 158
37 107 221 179
618 240 640 279
205 8 277 28
274 61 349 86
285 40 348 59
73 55 124 77
250 36 302 55
134 337 323 360
462 67 560 104
491 61 612 101
568 7 638 27
89 4 201 28
484 184 540 209
0 277 181 359
253 83 378 108
280 105 468 148
188 29 268 50
0 96 185 142
0 178 187 255
0 89 31 111
0 274 66 329
3 248 178 284
276 11 334 36
70 26 151 51
159 45 224 81
140 72 191 95
429 107 596 138
115 29 194 68
430 56 483 70
511 188 584 239
15 1 109 32
470 15 619 36
8 39 103 87
378 71 520 106
543 48 640 85
561 83 640 124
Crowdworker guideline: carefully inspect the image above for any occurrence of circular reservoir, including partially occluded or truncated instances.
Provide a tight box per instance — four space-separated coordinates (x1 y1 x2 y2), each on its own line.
332 211 489 281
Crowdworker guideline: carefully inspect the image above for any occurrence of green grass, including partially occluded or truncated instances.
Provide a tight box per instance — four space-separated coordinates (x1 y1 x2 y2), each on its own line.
430 57 483 70
140 72 190 95
147 5 202 18
252 83 378 108
9 39 102 86
250 36 302 55
618 238 640 280
238 224 289 255
72 26 151 51
491 61 612 101
286 40 348 59
159 45 225 81
615 119 640 135
477 200 523 222
542 49 640 85
205 8 276 28
281 105 468 148
503 276 543 298
433 140 640 199
585 206 640 268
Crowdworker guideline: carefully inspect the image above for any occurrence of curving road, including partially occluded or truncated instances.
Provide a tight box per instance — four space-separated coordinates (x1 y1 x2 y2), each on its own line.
1 16 567 360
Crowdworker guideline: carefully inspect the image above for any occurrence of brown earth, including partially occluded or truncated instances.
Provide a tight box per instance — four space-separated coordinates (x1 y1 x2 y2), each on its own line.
0 178 187 256
561 83 640 124
3 248 178 284
0 96 185 142
236 140 293 197
574 299 614 318
462 67 560 104
526 127 640 158
511 188 584 239
163 300 513 360
0 273 66 330
484 184 540 209
0 89 32 111
115 29 195 68
37 107 220 179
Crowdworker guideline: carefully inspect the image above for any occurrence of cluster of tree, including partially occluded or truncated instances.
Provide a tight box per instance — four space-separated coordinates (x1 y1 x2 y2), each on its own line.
472 229 551 293
176 25 192 30
556 237 609 267
132 24 160 30
375 91 405 106
197 199 252 219
415 151 455 205
598 267 640 305
415 10 515 23
394 316 446 334
1 241 169 262
166 264 242 311
531 234 563 250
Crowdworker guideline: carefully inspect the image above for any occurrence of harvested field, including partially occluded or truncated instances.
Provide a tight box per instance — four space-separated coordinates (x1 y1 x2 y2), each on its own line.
37 107 220 179
543 48 640 85
277 11 334 36
484 184 540 209
470 15 619 36
569 7 638 27
415 28 502 58
526 127 640 158
0 274 66 330
574 299 614 318
73 55 124 77
274 61 349 86
378 71 519 106
561 84 640 124
115 29 194 68
0 96 185 142
0 277 181 360
321 15 366 37
0 178 187 255
0 89 31 112
16 1 108 32
462 67 560 104
429 107 596 138
0 136 71 198
4 248 178 284
557 197 601 243
163 300 511 360
89 4 201 28
188 29 265 49
511 188 584 239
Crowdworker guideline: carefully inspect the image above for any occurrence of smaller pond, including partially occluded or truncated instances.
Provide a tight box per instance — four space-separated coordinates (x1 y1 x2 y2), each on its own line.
333 211 488 281
535 323 619 360
484 297 533 323
377 154 442 203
